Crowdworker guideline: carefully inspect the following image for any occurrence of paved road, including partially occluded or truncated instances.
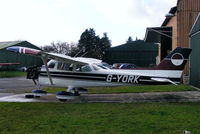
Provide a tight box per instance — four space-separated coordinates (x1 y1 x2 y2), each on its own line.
1 77 200 103
0 77 35 93
1 91 200 103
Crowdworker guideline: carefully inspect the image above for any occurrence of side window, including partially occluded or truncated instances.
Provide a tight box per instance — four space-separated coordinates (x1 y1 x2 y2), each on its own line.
75 65 92 72
48 61 56 69
81 65 92 72
63 63 71 71
57 62 73 71
57 62 63 70
75 65 83 72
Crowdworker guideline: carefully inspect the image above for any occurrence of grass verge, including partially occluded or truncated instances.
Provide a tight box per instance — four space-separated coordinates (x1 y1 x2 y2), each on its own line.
43 85 197 94
0 71 26 78
0 102 200 134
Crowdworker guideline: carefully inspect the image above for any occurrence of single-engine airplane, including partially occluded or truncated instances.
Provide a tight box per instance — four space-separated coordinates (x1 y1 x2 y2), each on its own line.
5 46 191 101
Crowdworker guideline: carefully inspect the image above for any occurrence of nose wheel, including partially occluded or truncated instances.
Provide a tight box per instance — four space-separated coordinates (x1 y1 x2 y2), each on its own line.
56 91 80 101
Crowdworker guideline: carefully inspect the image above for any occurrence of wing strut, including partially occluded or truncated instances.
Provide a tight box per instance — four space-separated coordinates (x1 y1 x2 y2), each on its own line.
41 56 54 85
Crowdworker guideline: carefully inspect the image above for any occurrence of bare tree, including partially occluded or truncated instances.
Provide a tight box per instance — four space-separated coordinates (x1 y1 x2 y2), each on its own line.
41 41 78 56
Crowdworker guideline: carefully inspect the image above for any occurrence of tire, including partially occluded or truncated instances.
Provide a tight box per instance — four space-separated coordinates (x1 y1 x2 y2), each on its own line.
25 94 34 98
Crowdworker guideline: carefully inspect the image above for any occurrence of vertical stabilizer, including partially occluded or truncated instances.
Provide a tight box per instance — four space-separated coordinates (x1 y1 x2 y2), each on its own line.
155 47 192 70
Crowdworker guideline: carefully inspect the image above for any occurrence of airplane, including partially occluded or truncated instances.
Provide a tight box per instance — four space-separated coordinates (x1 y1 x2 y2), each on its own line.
5 46 192 101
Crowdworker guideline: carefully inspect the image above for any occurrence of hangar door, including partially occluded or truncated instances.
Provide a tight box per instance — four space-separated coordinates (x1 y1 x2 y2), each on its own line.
189 13 200 88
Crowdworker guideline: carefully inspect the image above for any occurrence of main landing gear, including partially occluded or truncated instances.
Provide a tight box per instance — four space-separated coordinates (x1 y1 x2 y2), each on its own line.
25 66 47 99
56 91 79 101
25 66 88 101
56 88 88 101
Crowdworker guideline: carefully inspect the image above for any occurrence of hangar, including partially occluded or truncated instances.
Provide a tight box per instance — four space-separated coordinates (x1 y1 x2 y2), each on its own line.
104 40 158 67
0 41 43 70
144 0 200 84
189 13 200 88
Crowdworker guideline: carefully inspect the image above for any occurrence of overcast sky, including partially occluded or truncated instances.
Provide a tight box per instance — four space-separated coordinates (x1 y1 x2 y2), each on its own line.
0 0 177 46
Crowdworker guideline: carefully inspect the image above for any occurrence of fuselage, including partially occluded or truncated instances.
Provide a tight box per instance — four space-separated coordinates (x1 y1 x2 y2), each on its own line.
38 60 182 88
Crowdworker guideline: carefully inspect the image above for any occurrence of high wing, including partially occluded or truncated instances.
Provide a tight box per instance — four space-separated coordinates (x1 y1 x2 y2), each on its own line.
47 53 102 65
6 46 102 65
6 46 102 85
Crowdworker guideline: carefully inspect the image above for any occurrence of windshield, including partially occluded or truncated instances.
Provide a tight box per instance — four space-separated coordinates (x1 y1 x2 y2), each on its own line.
76 64 92 72
93 63 110 70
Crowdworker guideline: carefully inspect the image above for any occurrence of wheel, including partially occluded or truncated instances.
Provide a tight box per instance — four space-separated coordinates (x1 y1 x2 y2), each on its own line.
59 99 67 102
25 94 34 98
34 96 40 98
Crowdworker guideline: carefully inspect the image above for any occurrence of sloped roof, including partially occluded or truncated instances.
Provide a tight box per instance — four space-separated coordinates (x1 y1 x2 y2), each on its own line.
144 27 172 43
0 41 41 50
0 41 25 49
162 6 177 26
108 40 157 51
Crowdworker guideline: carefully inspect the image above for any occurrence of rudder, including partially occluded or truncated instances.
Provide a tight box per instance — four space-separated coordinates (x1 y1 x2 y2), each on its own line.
155 47 192 70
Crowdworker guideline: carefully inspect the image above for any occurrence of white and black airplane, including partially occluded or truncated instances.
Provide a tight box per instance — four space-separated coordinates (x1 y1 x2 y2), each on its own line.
6 46 191 101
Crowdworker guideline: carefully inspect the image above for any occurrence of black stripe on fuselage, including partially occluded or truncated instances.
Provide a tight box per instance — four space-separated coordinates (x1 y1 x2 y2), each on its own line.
39 71 107 81
40 71 180 84
39 71 180 85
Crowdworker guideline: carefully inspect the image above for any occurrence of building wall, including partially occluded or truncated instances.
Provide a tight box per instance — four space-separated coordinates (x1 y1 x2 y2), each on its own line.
176 0 200 75
166 15 177 50
0 41 43 70
190 32 200 88
104 41 158 67
177 0 200 47
189 12 200 88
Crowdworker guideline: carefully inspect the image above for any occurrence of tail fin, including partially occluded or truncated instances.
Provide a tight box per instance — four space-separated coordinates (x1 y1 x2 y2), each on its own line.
155 47 192 70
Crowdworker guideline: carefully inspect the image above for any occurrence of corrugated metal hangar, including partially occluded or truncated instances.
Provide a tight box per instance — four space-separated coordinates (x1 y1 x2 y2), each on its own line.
104 40 158 67
0 41 43 70
189 13 200 88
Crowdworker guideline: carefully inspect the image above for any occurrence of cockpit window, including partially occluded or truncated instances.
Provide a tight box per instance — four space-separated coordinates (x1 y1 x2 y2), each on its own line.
57 62 73 71
48 61 56 68
81 65 92 72
57 62 63 69
75 64 92 72
94 63 110 70
92 65 100 71
97 64 108 69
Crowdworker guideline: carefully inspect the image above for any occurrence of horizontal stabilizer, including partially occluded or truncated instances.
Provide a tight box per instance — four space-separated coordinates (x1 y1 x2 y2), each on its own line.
151 78 178 85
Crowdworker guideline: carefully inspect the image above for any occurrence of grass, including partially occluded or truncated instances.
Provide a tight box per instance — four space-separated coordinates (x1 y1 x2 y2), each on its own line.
43 85 197 94
0 102 200 134
0 71 26 78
